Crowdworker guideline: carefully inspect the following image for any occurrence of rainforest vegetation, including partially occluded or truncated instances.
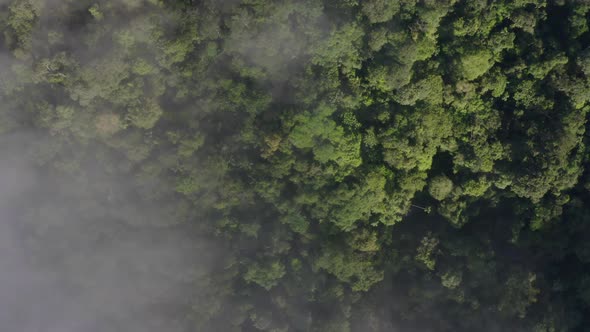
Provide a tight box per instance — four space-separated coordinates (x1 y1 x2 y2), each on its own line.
2 0 590 331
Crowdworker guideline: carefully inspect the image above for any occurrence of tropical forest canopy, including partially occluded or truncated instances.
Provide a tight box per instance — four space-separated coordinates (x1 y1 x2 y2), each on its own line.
1 0 590 331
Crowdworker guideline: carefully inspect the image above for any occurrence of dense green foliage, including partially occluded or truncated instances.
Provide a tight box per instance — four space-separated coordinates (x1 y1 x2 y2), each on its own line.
2 0 590 331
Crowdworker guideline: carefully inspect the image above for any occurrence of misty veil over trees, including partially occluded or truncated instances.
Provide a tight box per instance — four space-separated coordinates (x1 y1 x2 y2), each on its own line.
2 0 590 331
